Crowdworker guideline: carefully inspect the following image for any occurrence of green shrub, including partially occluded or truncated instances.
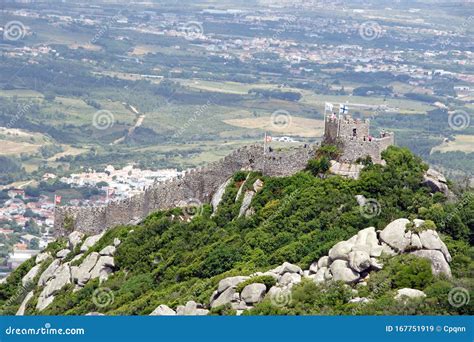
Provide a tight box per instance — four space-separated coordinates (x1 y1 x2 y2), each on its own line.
236 275 277 293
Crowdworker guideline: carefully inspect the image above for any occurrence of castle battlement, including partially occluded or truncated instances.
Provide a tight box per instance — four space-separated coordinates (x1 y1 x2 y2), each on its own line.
54 144 316 235
324 114 394 164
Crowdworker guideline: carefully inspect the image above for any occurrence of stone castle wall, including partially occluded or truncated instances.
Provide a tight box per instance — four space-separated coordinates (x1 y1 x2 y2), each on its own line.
324 116 370 143
339 133 394 164
54 145 316 235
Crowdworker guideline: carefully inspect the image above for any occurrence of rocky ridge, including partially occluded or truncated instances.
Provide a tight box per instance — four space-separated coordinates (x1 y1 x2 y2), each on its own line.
16 231 120 314
149 217 452 315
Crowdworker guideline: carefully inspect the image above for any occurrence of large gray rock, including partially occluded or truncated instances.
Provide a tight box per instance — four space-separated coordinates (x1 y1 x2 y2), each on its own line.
72 252 99 286
210 286 236 308
68 231 84 250
35 252 51 264
395 288 426 301
180 301 209 316
16 291 34 316
379 218 411 252
238 191 255 218
312 267 327 283
418 230 452 262
349 297 372 304
217 276 249 294
348 251 371 273
38 259 61 286
44 263 71 298
410 249 452 277
309 262 318 274
253 179 264 192
422 168 450 197
328 240 354 261
241 283 267 304
99 267 114 284
410 233 423 250
271 262 303 275
150 304 176 316
352 227 382 257
36 294 55 311
317 256 329 268
278 273 301 287
329 260 360 283
99 245 116 256
211 178 232 213
22 264 42 286
90 256 114 280
56 249 71 259
80 232 104 252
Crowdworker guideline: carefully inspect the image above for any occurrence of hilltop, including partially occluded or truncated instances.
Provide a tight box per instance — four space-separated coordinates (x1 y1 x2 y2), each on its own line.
0 146 473 316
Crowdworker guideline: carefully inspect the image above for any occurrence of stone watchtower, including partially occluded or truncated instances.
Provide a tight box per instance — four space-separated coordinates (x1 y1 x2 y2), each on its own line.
324 114 394 164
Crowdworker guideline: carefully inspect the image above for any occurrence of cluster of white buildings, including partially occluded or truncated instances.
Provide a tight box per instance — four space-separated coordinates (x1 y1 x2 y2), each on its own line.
61 165 180 203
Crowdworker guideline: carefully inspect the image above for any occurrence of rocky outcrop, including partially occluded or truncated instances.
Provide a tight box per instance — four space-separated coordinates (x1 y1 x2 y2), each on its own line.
422 168 453 198
271 262 303 275
238 191 255 218
150 304 176 316
37 263 72 311
56 249 71 259
211 178 232 214
241 283 267 305
22 264 42 286
80 232 105 252
150 219 452 316
33 231 117 312
99 246 116 256
176 301 209 316
16 291 34 316
37 259 61 287
410 250 452 277
210 276 249 309
35 252 51 264
68 231 84 250
395 288 426 301
379 219 411 252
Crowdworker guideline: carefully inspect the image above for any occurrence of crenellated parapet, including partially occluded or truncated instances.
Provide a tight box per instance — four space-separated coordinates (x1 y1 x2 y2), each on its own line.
54 144 316 235
324 114 394 164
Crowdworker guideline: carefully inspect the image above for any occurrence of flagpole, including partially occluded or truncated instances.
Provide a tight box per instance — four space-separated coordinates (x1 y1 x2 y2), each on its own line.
264 131 267 155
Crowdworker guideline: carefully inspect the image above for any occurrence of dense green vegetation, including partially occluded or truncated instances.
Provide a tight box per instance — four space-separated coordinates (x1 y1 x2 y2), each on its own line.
0 146 472 315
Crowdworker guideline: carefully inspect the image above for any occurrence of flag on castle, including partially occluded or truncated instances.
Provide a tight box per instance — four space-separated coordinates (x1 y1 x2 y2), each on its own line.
325 102 333 113
339 104 349 115
106 188 114 202
264 133 272 143
54 195 62 205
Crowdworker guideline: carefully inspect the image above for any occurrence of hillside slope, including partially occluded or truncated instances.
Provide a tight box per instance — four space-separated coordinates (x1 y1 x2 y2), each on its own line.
1 146 473 316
